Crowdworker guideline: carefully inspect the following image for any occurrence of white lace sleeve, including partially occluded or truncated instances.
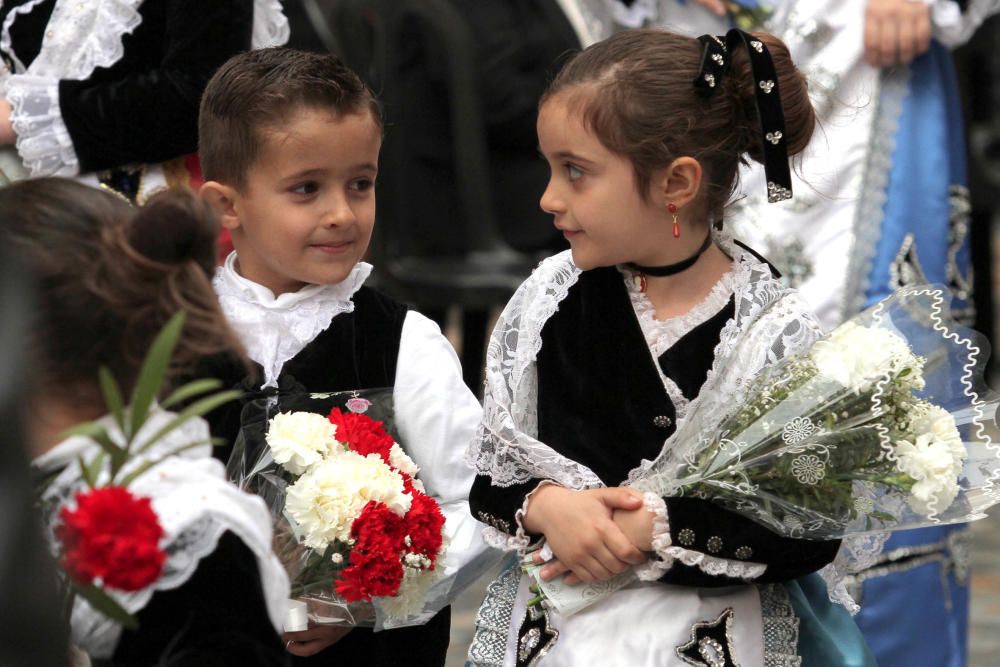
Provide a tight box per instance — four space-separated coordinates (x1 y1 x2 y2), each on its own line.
927 0 1000 47
466 252 604 491
634 492 768 582
6 74 79 176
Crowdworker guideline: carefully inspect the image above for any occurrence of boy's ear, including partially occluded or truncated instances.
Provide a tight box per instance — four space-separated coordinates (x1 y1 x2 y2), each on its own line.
655 157 702 209
199 181 242 230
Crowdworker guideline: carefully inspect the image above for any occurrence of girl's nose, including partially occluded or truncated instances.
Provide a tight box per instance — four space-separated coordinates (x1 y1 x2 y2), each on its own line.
539 181 564 215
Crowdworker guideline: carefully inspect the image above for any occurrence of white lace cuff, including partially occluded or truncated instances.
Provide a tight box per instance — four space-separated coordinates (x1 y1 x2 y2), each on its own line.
6 74 79 177
928 0 1000 47
634 493 769 582
634 492 673 580
610 0 658 27
480 480 556 553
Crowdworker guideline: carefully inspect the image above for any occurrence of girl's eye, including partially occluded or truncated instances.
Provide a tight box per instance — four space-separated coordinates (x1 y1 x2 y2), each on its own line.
566 164 583 182
291 182 319 196
349 178 374 193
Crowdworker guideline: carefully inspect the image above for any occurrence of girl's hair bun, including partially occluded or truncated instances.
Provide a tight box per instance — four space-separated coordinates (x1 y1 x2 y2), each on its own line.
129 189 219 275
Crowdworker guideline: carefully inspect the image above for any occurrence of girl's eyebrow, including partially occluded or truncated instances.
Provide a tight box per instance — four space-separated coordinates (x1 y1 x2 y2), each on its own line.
537 147 596 166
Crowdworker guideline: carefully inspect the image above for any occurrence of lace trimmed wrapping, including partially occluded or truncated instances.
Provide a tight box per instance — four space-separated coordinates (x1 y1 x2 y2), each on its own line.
34 410 290 659
213 255 373 388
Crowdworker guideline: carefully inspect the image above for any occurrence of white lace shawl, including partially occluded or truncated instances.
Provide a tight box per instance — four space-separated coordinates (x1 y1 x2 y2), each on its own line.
466 237 883 606
0 0 290 177
467 236 819 489
33 410 290 659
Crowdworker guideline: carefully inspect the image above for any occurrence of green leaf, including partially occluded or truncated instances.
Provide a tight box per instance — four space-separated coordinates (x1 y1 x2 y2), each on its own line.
60 422 127 473
160 378 224 409
75 584 139 631
77 455 96 489
129 312 186 440
98 367 127 437
135 390 242 455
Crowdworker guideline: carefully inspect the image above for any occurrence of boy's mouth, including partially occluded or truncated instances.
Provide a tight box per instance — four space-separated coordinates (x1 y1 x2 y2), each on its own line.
310 241 352 255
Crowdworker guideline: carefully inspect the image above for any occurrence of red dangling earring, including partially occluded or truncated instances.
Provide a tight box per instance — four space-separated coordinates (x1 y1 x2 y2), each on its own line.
669 202 680 238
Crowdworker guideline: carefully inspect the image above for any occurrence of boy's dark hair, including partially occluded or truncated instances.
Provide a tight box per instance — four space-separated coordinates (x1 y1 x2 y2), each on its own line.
199 47 382 189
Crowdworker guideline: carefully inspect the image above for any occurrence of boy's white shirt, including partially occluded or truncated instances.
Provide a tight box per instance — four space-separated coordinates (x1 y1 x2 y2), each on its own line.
214 252 489 583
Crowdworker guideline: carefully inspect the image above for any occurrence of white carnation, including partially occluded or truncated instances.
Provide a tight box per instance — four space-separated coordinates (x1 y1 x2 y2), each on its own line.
266 411 339 475
811 322 923 392
389 443 420 477
285 452 412 549
895 430 963 516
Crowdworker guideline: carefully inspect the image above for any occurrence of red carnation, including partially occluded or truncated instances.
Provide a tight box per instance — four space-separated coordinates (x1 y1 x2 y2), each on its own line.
55 486 166 592
404 490 446 566
335 502 406 601
328 408 395 463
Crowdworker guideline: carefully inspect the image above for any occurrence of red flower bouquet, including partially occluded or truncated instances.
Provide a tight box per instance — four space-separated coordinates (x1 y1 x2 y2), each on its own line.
229 389 451 627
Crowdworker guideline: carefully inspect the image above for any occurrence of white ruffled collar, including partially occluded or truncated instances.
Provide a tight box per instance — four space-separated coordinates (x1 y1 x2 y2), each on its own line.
214 252 373 389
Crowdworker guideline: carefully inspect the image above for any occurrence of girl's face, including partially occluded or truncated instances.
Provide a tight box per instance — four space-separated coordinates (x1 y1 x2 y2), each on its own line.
537 94 673 271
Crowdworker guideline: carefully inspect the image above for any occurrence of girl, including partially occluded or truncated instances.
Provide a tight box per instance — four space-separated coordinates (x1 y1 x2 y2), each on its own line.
4 178 290 665
466 29 875 666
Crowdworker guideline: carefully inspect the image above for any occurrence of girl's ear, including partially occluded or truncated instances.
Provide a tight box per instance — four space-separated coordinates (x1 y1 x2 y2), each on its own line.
656 157 702 209
199 181 242 231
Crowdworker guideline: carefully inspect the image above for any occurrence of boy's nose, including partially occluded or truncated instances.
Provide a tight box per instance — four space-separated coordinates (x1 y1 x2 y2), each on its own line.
322 199 356 227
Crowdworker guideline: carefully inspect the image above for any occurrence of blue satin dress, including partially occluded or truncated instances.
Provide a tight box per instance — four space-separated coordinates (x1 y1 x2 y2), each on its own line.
854 42 973 667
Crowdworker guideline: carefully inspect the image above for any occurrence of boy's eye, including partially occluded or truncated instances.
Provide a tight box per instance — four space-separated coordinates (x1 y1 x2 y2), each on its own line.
566 164 583 182
291 182 319 196
349 178 374 193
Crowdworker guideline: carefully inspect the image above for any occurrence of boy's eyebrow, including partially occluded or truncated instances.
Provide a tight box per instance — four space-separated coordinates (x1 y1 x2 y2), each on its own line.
282 164 378 181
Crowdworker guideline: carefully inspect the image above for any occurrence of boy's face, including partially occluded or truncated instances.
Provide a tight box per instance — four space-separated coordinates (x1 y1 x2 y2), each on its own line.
225 108 381 295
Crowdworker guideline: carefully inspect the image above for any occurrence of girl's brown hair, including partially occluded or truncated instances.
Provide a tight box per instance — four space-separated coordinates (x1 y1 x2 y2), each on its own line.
0 179 245 407
542 29 815 221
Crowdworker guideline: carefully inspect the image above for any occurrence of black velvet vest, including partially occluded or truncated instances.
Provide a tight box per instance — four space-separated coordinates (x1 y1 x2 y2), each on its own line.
201 286 409 465
536 267 734 485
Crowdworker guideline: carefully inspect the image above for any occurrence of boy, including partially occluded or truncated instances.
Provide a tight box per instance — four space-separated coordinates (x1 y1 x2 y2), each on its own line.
197 47 487 666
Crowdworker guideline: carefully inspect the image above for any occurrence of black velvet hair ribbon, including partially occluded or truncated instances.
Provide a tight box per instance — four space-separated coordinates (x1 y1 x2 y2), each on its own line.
693 29 793 203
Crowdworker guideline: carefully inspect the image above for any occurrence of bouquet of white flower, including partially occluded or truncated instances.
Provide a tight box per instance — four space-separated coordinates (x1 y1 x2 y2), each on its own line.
227 389 456 629
634 286 1000 539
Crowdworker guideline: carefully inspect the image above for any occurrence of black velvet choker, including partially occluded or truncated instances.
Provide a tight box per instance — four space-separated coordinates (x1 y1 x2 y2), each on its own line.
627 232 713 277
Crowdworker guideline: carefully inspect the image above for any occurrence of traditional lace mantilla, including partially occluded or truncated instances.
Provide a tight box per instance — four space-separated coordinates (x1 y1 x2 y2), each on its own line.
1 0 289 176
34 410 290 659
213 253 373 388
467 236 818 491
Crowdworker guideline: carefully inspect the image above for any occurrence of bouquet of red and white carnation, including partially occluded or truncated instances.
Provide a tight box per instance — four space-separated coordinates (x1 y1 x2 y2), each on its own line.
228 389 449 628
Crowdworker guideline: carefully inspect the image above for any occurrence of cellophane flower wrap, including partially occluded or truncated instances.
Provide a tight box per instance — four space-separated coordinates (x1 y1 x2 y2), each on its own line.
227 388 452 629
633 285 1000 539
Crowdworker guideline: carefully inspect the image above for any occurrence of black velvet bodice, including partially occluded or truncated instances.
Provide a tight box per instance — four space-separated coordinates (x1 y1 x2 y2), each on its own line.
536 267 734 485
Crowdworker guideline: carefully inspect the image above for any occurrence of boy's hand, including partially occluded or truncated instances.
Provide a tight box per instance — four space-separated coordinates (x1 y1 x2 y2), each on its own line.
282 625 353 657
864 0 932 67
523 485 646 582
